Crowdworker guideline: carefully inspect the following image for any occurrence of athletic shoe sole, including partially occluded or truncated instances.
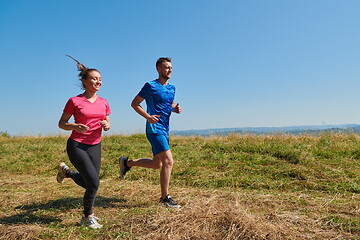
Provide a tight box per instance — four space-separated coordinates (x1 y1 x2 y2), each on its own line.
119 156 128 179
56 162 68 183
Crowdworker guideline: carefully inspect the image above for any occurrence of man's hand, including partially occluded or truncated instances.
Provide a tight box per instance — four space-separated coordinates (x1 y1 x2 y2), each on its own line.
172 103 182 114
147 115 161 124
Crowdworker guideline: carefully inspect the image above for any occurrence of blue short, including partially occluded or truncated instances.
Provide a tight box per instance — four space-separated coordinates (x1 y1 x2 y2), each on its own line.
146 133 170 155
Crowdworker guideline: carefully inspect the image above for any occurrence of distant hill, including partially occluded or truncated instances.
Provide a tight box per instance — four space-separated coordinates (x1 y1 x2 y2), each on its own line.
171 124 360 136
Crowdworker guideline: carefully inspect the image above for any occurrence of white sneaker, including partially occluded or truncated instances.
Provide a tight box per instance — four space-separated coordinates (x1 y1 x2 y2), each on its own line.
56 162 69 183
80 215 103 229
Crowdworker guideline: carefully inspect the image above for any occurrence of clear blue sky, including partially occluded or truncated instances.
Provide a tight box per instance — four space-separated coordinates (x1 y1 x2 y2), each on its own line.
1 0 360 136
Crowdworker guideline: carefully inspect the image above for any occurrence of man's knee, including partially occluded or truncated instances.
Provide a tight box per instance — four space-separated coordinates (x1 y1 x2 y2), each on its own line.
163 159 173 168
161 154 173 168
154 150 173 168
152 160 163 169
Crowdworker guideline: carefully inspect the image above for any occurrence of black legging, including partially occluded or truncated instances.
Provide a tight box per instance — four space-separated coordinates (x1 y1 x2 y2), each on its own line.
66 138 101 217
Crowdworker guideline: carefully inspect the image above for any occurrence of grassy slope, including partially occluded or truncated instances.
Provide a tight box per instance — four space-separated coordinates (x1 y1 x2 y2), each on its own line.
0 133 359 239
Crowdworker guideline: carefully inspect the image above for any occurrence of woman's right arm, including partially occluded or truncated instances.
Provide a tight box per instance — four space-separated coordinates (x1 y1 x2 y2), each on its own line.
58 112 89 133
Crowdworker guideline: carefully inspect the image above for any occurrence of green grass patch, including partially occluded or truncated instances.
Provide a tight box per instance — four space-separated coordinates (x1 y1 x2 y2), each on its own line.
1 133 359 239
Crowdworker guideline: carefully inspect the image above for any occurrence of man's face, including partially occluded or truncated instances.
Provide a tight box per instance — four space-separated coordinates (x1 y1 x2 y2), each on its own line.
157 61 172 80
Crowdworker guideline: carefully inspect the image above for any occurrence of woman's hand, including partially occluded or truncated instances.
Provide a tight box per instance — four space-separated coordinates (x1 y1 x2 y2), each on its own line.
59 113 90 133
75 124 90 133
100 120 111 131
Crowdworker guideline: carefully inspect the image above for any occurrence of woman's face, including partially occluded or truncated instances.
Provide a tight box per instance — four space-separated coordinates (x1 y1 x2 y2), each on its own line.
82 70 102 92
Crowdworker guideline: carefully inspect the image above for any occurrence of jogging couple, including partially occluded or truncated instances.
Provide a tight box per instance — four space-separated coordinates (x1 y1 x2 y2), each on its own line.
56 56 181 229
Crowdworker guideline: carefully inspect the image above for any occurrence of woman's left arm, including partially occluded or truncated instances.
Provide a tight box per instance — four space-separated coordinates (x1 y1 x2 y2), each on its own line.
100 116 111 131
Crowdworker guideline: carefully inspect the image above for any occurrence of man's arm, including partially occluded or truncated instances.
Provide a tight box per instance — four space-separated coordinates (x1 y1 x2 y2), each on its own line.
171 101 182 114
131 95 160 124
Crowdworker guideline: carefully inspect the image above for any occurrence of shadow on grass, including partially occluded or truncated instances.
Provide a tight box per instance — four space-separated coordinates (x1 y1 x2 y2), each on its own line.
0 213 59 225
0 196 127 225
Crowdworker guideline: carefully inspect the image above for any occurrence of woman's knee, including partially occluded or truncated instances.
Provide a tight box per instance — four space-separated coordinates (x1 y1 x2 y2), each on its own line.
87 178 100 192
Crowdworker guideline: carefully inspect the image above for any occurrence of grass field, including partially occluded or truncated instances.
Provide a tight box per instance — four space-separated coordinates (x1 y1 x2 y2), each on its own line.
0 133 359 239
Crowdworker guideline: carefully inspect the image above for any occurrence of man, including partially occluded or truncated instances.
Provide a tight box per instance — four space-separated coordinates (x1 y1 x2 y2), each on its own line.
119 57 182 208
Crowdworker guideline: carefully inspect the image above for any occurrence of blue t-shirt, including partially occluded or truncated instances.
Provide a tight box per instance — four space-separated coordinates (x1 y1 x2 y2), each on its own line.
138 79 175 135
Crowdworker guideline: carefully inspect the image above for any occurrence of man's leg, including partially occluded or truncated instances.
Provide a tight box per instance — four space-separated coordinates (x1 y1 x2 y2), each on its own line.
155 150 173 199
126 156 162 169
120 134 179 206
124 150 173 198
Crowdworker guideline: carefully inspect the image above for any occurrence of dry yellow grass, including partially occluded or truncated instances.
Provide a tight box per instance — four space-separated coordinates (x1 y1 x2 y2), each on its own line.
0 134 359 239
0 173 358 239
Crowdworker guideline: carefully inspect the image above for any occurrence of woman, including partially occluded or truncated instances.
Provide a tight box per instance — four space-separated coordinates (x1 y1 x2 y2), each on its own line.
57 55 111 229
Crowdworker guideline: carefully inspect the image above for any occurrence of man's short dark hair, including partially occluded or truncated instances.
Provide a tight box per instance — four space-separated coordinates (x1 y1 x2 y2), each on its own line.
156 57 172 68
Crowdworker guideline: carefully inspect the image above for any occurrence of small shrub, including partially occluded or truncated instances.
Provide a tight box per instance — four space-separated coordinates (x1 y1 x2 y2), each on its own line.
0 131 10 138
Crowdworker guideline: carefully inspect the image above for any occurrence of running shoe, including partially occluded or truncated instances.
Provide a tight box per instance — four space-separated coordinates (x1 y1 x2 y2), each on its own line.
159 195 181 208
80 214 103 229
119 156 131 179
56 162 69 183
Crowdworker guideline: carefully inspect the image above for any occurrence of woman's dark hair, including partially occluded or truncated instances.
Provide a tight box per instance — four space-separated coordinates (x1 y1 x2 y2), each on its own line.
66 55 100 89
